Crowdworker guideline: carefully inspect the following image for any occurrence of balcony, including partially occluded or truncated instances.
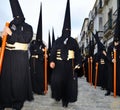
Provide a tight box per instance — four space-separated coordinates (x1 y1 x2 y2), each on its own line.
91 11 95 20
104 0 109 5
98 31 104 39
97 0 103 13
81 31 85 40
88 20 94 31
104 19 112 37
85 45 89 55
112 9 118 27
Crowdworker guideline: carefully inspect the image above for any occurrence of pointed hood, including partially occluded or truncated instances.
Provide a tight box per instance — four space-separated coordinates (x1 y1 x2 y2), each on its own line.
9 0 25 19
48 31 52 54
89 36 94 57
30 40 39 54
91 36 95 55
62 0 71 38
92 31 100 44
92 31 105 51
88 37 91 57
36 2 42 43
52 28 55 46
114 7 120 42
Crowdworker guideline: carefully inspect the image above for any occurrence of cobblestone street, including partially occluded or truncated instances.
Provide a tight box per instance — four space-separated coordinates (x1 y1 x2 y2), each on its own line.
6 76 120 110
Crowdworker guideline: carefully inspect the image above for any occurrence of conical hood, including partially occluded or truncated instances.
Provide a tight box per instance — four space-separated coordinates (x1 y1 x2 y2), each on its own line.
114 7 120 42
88 37 91 57
92 31 105 51
36 2 42 43
62 0 71 37
52 28 55 46
89 36 94 57
9 0 24 19
91 36 95 54
92 31 100 44
48 30 52 53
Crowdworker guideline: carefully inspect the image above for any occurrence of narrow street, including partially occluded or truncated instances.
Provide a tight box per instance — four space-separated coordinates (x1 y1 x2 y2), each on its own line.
19 76 120 110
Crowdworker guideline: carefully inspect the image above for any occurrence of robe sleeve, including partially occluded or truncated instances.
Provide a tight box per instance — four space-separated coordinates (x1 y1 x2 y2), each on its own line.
7 23 33 44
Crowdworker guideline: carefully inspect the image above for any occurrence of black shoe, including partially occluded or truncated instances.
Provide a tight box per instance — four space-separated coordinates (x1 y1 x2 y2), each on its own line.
12 102 23 110
55 98 60 102
62 101 68 108
105 91 110 96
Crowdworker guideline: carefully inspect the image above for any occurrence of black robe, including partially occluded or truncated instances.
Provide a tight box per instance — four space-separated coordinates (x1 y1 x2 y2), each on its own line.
92 54 97 85
83 56 89 82
47 52 52 85
29 42 45 95
95 51 107 89
50 36 82 103
106 43 120 95
0 22 33 107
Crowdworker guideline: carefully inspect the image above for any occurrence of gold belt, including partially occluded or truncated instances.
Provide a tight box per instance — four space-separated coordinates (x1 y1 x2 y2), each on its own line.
31 55 38 58
56 57 74 61
56 57 62 60
6 42 28 51
100 62 105 64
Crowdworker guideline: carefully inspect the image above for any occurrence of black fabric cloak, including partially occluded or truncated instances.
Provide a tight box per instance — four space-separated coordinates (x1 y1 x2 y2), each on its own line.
106 43 120 95
95 51 108 89
29 41 45 95
83 55 89 82
0 22 33 107
50 36 82 103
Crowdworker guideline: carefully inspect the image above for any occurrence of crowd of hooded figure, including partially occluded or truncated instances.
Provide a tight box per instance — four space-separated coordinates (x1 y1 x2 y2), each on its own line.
0 0 82 109
82 30 120 97
82 5 120 97
29 0 82 108
0 0 120 110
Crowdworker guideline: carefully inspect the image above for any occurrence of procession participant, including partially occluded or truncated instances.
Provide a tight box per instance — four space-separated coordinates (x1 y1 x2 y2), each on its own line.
0 0 33 109
50 0 82 107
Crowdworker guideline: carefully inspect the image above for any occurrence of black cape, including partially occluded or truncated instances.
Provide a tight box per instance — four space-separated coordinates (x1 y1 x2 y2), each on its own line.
50 36 82 102
106 43 120 95
0 22 33 107
29 41 45 95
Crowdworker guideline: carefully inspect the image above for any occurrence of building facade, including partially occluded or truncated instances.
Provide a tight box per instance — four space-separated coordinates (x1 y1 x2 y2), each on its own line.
79 0 119 56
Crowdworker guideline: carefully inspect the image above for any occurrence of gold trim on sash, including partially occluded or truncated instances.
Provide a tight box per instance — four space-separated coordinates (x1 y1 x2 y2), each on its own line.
100 59 105 64
67 50 74 60
6 42 28 51
56 57 62 60
31 55 38 58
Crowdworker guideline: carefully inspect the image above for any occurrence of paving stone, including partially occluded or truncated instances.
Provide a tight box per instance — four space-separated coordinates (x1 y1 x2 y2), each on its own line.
14 76 120 110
